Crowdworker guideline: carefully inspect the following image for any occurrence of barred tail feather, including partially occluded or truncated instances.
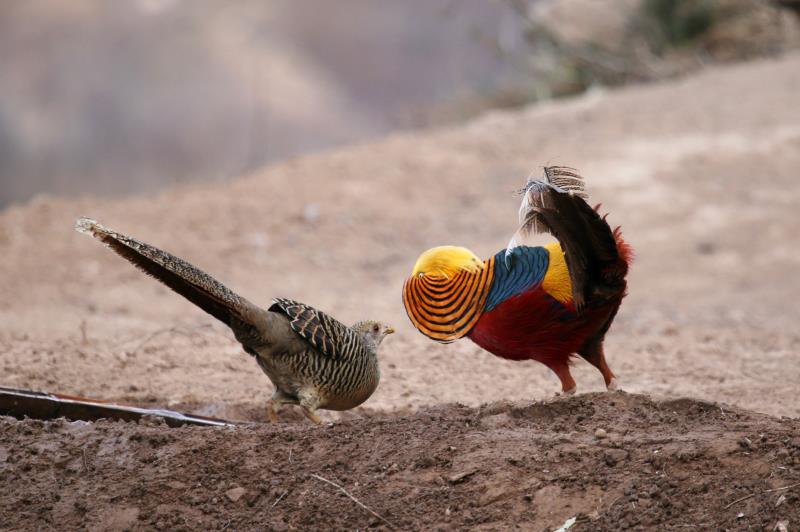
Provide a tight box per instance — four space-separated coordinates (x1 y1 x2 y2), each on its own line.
542 166 588 199
75 217 262 328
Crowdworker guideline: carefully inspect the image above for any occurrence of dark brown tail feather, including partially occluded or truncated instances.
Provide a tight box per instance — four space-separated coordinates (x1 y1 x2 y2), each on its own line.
527 189 628 312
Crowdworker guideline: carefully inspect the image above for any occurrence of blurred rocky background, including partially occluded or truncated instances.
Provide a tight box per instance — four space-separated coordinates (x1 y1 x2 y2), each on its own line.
1 0 798 207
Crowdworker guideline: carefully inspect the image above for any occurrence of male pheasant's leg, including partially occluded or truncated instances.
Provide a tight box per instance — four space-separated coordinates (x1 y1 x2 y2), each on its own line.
550 363 577 395
579 340 617 390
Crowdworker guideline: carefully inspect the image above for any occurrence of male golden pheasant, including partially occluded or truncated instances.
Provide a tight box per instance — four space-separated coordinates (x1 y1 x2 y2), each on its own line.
402 167 632 394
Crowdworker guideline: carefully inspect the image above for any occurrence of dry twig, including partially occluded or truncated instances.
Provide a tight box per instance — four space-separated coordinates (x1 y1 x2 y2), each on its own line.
310 473 395 529
724 482 800 509
271 490 288 508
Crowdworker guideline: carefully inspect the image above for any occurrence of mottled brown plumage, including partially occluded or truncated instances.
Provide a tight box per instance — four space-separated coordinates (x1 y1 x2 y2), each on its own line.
75 218 393 424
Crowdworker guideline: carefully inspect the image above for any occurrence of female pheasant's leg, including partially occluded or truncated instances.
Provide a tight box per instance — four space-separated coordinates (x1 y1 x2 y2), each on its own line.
300 406 322 425
266 390 296 422
550 363 577 395
298 388 322 425
579 340 617 390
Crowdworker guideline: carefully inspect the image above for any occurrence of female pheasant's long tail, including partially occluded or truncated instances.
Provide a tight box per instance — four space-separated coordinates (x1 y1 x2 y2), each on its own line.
75 218 268 334
509 166 630 313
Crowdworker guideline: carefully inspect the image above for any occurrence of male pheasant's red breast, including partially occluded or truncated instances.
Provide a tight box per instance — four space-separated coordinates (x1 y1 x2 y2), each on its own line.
467 285 587 364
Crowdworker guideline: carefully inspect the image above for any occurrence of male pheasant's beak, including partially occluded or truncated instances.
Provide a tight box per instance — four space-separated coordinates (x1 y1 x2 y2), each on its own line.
384 326 395 335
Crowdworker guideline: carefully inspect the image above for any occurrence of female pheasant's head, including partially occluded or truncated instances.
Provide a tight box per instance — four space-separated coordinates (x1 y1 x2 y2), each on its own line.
411 246 484 279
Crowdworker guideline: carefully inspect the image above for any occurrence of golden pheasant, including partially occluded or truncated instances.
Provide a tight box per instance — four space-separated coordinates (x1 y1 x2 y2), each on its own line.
402 167 632 395
76 218 394 423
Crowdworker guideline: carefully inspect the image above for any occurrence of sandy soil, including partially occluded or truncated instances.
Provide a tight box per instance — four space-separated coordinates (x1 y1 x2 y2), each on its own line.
1 53 799 529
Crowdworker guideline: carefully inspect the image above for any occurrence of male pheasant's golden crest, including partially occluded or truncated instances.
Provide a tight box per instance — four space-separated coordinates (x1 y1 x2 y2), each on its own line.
404 246 494 343
411 246 485 279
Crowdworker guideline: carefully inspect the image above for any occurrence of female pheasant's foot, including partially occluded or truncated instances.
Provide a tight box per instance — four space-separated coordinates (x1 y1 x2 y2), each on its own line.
266 400 281 422
266 390 296 422
606 377 619 391
301 406 322 425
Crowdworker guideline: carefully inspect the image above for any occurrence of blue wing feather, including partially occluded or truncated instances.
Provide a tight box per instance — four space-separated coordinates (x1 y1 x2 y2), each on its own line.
485 246 549 312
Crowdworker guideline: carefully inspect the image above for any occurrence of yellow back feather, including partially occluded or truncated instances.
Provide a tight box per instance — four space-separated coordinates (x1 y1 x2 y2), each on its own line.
542 242 573 304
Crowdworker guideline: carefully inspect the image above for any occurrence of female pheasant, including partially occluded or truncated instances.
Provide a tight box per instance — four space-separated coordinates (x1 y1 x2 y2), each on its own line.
402 167 632 395
75 218 394 424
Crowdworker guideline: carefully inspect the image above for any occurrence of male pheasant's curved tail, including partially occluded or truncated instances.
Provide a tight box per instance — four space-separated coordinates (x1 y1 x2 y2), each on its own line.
75 218 266 330
509 167 630 313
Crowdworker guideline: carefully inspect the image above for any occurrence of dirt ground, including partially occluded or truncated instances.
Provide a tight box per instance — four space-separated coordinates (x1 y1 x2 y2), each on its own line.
2 393 799 531
1 53 799 529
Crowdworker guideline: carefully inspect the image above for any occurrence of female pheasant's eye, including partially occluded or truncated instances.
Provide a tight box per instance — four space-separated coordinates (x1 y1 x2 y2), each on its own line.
373 325 380 333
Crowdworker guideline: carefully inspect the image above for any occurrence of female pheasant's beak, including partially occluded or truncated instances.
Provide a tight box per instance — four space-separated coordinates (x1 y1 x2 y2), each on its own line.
384 326 395 335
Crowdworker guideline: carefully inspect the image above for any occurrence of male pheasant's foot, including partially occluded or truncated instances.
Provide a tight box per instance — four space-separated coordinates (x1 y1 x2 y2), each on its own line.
606 378 619 391
550 364 577 398
554 386 577 397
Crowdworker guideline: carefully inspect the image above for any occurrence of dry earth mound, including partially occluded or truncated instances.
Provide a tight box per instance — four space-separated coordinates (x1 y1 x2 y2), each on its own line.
1 393 798 530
